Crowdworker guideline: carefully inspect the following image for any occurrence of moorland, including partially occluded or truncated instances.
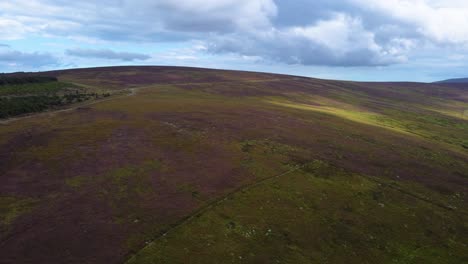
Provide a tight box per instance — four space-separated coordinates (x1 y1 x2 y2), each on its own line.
0 66 467 264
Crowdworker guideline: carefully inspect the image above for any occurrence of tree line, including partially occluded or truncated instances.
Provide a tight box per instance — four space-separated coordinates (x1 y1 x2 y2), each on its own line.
0 75 58 86
0 93 110 118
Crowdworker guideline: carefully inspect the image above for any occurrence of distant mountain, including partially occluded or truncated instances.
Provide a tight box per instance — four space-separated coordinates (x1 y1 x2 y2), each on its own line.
435 77 468 83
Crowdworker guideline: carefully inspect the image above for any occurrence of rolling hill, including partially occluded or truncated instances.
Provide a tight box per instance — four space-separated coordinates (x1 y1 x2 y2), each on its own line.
0 66 467 264
436 77 468 84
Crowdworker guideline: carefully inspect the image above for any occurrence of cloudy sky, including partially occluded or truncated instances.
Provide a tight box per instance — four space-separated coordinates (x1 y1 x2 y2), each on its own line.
1 0 468 81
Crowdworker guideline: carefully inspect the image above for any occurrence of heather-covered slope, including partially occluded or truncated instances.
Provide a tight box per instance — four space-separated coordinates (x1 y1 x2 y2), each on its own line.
0 67 467 264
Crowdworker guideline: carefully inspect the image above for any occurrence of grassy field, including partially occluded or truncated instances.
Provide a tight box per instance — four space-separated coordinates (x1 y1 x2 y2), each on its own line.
0 67 466 264
128 165 467 264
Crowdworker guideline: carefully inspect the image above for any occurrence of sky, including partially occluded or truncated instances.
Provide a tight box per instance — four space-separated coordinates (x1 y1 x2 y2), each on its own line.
1 0 468 82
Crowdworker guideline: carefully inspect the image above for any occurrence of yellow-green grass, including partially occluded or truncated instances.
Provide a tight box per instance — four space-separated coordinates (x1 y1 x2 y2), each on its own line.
266 96 468 153
0 196 38 231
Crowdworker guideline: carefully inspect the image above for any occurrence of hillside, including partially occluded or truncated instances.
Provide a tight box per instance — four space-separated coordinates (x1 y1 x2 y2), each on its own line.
0 66 467 264
436 77 468 84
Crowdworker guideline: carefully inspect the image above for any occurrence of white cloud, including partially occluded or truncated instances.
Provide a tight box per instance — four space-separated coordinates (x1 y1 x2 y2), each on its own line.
0 18 32 40
152 0 277 32
0 0 276 37
287 14 380 59
210 14 409 66
0 14 81 40
2 0 468 68
352 0 468 45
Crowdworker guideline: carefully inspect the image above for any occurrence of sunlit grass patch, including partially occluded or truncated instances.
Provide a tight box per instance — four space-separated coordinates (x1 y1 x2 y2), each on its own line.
266 98 468 152
374 109 468 150
0 196 38 230
422 101 468 121
266 99 405 133
65 175 88 188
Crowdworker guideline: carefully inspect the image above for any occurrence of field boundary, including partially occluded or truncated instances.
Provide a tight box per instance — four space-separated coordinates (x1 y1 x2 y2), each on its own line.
123 163 467 263
122 165 303 263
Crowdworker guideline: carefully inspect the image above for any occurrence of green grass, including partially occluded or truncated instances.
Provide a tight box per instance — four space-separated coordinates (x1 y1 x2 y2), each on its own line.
65 175 88 188
0 96 64 118
0 196 38 231
107 160 163 199
99 160 165 218
266 96 468 152
127 162 468 264
372 109 468 150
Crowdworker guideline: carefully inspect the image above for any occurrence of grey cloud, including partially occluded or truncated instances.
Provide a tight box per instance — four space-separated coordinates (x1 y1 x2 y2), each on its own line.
0 0 451 67
0 44 10 47
209 13 408 67
140 0 276 33
66 49 151 61
210 37 395 67
0 50 58 67
2 0 275 39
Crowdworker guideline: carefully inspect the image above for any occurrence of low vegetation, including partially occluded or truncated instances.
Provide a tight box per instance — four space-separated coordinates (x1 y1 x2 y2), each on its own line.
0 80 69 96
0 74 57 86
0 74 112 118
127 162 467 264
0 67 466 264
0 196 38 233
